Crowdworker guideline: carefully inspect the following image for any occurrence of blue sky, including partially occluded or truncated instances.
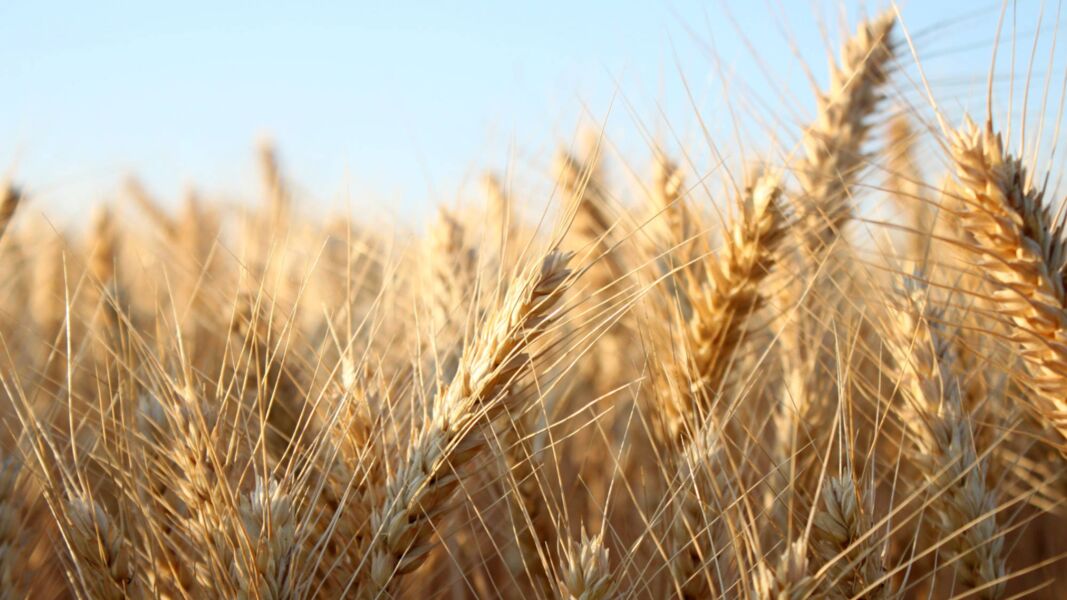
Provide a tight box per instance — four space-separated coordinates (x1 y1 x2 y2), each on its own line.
0 1 1058 222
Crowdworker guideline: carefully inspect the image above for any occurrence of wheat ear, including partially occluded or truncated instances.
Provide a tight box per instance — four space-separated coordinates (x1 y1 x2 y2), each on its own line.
651 150 689 250
233 477 299 600
664 173 785 441
557 526 612 600
886 111 933 262
428 205 475 336
164 393 241 594
63 495 133 600
360 250 572 597
795 12 895 259
772 11 896 521
811 475 890 599
751 539 815 599
949 116 1067 451
0 182 21 242
669 424 734 599
886 279 1006 598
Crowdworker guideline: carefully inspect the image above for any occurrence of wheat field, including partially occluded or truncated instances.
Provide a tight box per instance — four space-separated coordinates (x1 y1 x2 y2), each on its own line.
2 7 1067 599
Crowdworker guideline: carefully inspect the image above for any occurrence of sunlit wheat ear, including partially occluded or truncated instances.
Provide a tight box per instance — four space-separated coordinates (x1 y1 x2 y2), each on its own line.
794 11 895 261
555 149 614 271
87 204 117 287
771 11 896 510
662 173 786 442
62 494 134 600
555 144 629 413
427 205 475 337
258 138 290 228
802 11 895 224
886 111 932 262
557 526 612 600
124 176 176 238
885 278 1006 598
306 358 384 594
811 475 889 599
163 393 241 594
651 149 689 250
482 172 513 242
948 116 1067 451
87 204 123 343
360 249 573 598
0 182 21 242
27 236 66 418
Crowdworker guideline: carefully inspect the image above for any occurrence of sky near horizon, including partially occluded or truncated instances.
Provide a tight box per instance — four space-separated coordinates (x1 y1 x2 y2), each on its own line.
0 1 1059 223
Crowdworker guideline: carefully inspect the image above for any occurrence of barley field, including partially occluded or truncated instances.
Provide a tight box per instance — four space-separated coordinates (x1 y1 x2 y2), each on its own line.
2 6 1067 599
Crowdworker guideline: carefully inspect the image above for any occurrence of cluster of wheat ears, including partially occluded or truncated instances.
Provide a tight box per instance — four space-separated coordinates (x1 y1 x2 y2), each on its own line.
3 8 1067 599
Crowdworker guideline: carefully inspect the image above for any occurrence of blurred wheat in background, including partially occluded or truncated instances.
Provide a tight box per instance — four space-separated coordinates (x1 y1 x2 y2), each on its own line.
2 3 1067 599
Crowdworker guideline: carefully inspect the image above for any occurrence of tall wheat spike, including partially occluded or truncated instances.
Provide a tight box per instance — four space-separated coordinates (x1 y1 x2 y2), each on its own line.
794 12 896 259
360 250 572 597
885 279 1006 598
811 474 890 599
948 116 1067 451
886 112 933 262
663 173 786 441
773 11 897 521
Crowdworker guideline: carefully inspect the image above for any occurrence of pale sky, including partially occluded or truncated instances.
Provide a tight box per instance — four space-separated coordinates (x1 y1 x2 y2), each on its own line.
0 1 1059 222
